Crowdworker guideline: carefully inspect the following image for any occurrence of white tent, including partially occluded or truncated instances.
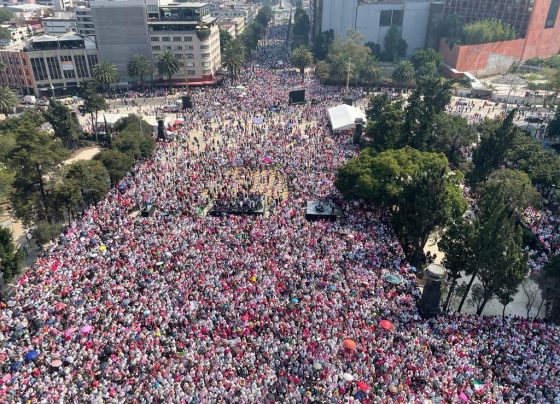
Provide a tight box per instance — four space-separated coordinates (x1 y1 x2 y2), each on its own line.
327 104 366 132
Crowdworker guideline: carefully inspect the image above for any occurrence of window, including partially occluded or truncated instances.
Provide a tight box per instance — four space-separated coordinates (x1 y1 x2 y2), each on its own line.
380 10 392 27
203 69 211 74
545 0 559 28
201 53 210 58
186 54 194 59
151 36 160 41
30 57 48 81
175 45 183 50
380 9 402 27
60 55 75 79
162 36 171 41
74 55 89 78
165 46 172 50
200 45 209 50
152 45 161 50
392 10 403 26
201 61 210 67
46 56 61 80
186 62 194 67
175 54 182 59
173 36 181 41
186 45 193 50
87 54 98 74
187 69 196 75
184 36 192 41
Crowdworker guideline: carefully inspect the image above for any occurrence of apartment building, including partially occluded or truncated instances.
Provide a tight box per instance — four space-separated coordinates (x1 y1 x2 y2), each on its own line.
41 12 78 35
75 7 95 36
91 0 221 86
0 32 99 96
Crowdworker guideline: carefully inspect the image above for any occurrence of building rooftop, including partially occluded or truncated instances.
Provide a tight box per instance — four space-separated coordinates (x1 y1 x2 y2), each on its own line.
6 4 51 12
0 32 97 51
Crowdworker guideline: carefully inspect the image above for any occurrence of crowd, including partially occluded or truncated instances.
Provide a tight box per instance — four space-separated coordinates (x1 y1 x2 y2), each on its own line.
1 24 559 403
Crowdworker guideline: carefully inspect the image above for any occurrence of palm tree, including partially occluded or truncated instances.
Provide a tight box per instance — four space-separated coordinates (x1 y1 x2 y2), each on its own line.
0 60 6 72
359 56 382 94
93 61 119 91
127 54 153 89
221 39 245 83
291 45 313 83
392 60 415 86
157 50 180 90
0 85 18 113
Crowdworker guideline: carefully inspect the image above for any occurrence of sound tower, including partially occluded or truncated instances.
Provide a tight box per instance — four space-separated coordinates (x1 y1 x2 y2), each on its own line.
157 119 165 141
182 95 193 109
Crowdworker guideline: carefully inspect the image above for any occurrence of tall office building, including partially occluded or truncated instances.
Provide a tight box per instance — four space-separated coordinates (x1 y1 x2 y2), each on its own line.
90 0 221 86
313 0 436 56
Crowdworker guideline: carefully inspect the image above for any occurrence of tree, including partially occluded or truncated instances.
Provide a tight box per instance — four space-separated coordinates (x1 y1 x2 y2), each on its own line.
312 29 334 61
327 30 372 92
358 56 382 93
222 39 246 83
363 100 404 151
292 7 310 49
411 48 442 77
438 14 465 49
546 106 560 141
219 28 233 53
456 169 537 313
157 50 180 90
462 19 517 45
95 149 133 186
315 60 331 81
127 54 153 89
507 132 560 198
0 85 18 113
7 123 69 225
53 160 110 218
401 76 453 150
0 9 13 23
439 218 477 311
383 25 407 62
255 6 273 27
0 27 11 41
112 114 155 160
0 227 22 282
32 222 62 247
44 99 81 149
391 60 415 86
335 147 453 209
79 81 108 141
541 255 560 324
427 113 477 168
291 45 313 82
469 110 518 185
391 168 466 268
93 60 119 91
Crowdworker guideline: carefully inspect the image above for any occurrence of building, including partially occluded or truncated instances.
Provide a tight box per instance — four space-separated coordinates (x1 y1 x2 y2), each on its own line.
41 13 78 35
313 0 436 56
440 0 560 75
75 7 95 36
91 0 221 86
36 0 75 11
0 24 34 48
0 32 99 96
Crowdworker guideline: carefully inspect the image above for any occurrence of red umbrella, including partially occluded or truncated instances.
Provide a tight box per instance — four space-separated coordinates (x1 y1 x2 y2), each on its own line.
342 339 357 350
380 320 394 331
357 381 371 391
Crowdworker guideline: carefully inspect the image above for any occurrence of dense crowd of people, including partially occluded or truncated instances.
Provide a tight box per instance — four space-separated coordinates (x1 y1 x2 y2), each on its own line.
1 24 559 403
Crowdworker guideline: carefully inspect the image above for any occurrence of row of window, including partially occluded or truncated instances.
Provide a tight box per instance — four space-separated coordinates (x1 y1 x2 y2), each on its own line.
151 36 193 42
29 54 98 82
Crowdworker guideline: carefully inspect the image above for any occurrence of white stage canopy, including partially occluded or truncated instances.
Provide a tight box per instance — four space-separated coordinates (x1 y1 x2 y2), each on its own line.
327 104 366 132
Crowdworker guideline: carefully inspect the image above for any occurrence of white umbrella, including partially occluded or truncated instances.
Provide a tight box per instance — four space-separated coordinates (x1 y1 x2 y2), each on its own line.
342 373 354 382
313 362 322 370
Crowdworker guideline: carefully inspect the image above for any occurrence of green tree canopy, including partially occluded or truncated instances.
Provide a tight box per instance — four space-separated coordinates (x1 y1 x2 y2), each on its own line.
127 54 153 88
391 60 415 85
462 19 517 45
6 122 69 224
383 25 407 62
0 85 18 113
219 28 233 53
0 227 22 282
157 50 180 90
44 99 82 149
93 61 119 90
95 149 134 186
312 29 334 61
469 110 519 185
78 80 108 139
411 48 442 77
222 39 246 83
291 45 313 82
